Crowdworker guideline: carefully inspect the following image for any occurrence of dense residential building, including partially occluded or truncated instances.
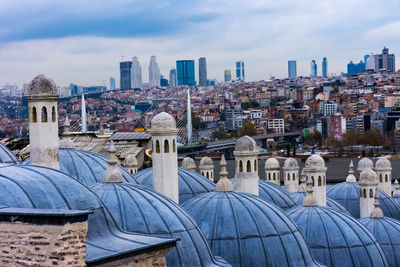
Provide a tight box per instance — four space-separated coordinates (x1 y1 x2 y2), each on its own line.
236 60 245 81
310 60 317 77
224 69 231 81
267 118 285 133
198 57 207 87
149 56 160 87
288 60 297 79
322 57 327 77
176 60 196 86
374 47 396 73
323 102 337 116
226 107 246 131
120 61 132 90
131 56 142 89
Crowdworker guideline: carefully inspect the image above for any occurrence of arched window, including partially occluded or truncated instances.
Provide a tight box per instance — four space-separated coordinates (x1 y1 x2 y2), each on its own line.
385 174 388 182
239 160 243 172
370 189 373 198
363 189 367 198
246 160 251 172
173 139 176 153
206 172 209 179
268 173 271 180
273 173 276 180
292 173 295 181
287 173 290 181
31 107 37 123
155 140 160 153
379 174 382 183
254 160 257 172
51 106 56 122
164 139 169 153
41 106 47 122
360 188 363 197
311 176 315 186
318 176 322 186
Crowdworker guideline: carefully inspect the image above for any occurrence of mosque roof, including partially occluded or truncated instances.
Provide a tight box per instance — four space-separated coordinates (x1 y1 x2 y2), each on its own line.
0 143 19 164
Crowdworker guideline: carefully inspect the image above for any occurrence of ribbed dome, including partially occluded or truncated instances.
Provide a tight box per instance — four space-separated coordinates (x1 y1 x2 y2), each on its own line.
90 182 229 267
0 143 19 164
357 157 374 172
283 157 299 169
23 148 137 186
234 135 257 153
182 191 323 267
375 157 392 170
231 179 296 210
200 156 214 166
151 112 176 130
0 164 174 265
289 191 351 215
305 154 325 168
182 157 196 169
134 167 215 203
265 157 280 170
288 206 388 267
359 217 400 267
359 168 378 184
27 74 58 96
328 182 400 219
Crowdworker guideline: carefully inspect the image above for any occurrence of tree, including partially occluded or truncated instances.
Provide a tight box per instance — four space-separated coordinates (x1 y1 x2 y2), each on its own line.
239 122 257 136
304 131 322 147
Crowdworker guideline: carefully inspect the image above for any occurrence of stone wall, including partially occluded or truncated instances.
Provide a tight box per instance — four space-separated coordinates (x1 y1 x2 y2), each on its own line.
0 221 87 266
94 248 170 267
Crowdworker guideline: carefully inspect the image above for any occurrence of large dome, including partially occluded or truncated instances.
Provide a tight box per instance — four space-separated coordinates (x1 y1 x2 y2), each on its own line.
23 148 137 186
182 191 323 267
289 192 351 215
288 206 388 267
0 143 19 164
0 164 175 265
359 216 400 267
134 167 215 203
90 182 229 267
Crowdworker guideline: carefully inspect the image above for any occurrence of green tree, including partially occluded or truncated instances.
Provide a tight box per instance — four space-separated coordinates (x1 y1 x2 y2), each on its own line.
239 122 257 136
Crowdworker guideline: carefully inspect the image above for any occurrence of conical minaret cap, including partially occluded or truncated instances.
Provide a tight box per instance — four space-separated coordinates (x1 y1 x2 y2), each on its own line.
370 190 384 218
216 154 233 192
346 160 357 182
103 140 123 183
303 176 318 207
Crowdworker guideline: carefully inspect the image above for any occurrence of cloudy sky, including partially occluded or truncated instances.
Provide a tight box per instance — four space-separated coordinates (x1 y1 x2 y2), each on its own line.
1 0 400 87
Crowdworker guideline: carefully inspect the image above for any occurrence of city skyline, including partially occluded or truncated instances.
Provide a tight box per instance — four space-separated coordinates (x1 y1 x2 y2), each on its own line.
1 0 400 87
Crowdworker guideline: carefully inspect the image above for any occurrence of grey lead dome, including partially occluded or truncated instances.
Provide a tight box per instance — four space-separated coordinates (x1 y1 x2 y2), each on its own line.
27 74 58 96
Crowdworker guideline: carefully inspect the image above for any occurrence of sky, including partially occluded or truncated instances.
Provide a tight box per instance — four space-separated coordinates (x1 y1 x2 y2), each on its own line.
1 0 400 88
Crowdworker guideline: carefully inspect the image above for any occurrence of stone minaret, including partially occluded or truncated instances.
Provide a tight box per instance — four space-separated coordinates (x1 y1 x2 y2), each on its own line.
359 168 379 218
264 157 280 185
103 141 123 183
149 112 179 203
303 154 327 206
283 157 299 192
181 157 196 171
123 154 138 174
346 160 357 182
199 156 214 181
59 116 74 149
234 135 259 196
375 157 392 195
370 190 384 219
27 75 59 170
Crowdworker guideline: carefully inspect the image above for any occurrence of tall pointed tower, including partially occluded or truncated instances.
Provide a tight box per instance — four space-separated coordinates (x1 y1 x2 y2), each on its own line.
27 75 59 169
149 112 179 203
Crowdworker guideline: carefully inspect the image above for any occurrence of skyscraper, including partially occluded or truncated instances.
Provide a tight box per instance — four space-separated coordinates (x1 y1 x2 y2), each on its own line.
347 60 365 75
169 68 177 87
366 53 375 70
69 83 78 96
288 60 297 79
224 69 231 82
198 57 207 87
176 60 196 86
374 47 395 73
131 56 142 89
322 58 327 77
109 77 116 90
120 61 132 90
310 60 317 77
236 60 245 81
149 56 160 87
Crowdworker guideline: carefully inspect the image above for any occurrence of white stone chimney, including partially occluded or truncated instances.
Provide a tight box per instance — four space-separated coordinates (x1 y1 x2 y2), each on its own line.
359 168 379 218
149 112 179 203
303 154 327 206
181 157 197 172
199 156 214 181
283 157 299 192
264 157 280 185
27 75 59 170
375 157 392 195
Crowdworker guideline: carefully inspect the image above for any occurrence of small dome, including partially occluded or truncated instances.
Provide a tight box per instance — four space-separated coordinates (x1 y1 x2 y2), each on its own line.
289 192 351 215
0 143 19 164
181 157 196 169
124 154 138 167
305 154 325 168
357 157 374 172
359 168 378 184
375 157 392 170
23 148 138 186
288 206 388 267
151 112 176 130
234 135 258 153
265 157 280 170
182 191 323 267
27 74 58 96
283 157 299 169
134 167 215 204
200 156 214 166
359 216 400 267
90 182 229 267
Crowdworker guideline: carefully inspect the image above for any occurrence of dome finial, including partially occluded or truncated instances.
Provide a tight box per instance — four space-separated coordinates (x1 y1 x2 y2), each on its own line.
103 140 123 183
303 176 318 207
393 180 400 198
216 154 233 192
346 160 357 182
298 174 306 192
370 190 384 218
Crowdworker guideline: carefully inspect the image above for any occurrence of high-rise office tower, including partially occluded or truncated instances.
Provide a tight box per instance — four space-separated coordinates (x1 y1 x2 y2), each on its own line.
131 56 142 89
366 53 375 70
109 77 116 90
149 56 160 87
69 83 78 96
120 61 132 90
310 60 317 77
322 58 327 77
176 60 196 86
236 60 245 81
169 68 177 87
347 61 365 75
288 60 297 78
374 47 395 73
198 57 207 87
224 69 231 81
